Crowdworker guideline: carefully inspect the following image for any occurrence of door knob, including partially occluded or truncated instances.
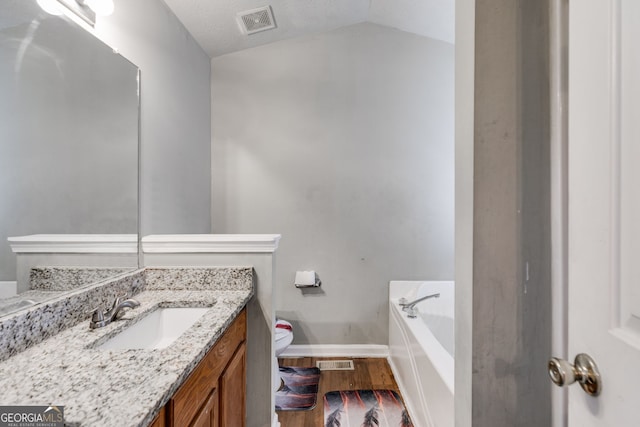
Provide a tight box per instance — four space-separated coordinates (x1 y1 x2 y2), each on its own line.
548 353 602 396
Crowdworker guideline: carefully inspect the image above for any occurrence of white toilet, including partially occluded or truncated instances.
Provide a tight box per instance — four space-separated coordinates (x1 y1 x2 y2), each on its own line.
274 319 294 392
275 319 294 356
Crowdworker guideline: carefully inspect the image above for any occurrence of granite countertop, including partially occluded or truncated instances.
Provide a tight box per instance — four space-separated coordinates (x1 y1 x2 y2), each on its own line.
0 290 65 316
0 288 252 426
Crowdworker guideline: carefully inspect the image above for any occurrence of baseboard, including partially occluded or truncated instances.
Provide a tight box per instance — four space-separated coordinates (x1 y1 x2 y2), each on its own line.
279 344 389 358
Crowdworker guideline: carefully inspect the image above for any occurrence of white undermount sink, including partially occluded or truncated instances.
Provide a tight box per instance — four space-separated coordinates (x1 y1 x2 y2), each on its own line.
97 307 210 350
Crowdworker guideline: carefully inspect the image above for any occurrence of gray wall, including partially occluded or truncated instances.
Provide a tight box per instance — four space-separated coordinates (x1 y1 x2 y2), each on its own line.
211 23 454 345
95 0 212 236
471 0 552 425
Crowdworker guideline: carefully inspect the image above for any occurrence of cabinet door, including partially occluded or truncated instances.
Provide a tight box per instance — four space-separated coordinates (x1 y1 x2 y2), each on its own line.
170 310 247 427
190 389 219 427
150 407 166 427
219 343 246 427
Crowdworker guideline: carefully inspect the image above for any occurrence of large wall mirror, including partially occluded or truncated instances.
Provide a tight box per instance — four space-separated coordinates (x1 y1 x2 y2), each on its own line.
0 0 139 315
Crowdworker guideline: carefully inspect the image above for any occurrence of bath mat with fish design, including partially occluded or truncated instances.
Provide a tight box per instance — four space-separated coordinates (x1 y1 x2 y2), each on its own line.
275 366 321 411
324 389 414 427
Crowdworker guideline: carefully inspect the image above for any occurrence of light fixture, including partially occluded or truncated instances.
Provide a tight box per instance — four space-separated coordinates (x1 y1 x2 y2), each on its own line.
81 0 114 17
36 0 114 26
36 0 63 15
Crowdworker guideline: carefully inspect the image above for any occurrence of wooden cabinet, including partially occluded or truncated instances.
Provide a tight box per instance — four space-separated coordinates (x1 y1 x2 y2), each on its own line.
219 343 246 427
190 389 218 427
157 308 246 427
150 407 165 427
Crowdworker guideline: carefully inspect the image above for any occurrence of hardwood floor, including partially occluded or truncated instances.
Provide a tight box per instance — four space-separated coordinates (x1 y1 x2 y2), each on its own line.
276 357 404 427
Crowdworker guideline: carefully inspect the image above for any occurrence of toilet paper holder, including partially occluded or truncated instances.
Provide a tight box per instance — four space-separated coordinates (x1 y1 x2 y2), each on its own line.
294 271 321 288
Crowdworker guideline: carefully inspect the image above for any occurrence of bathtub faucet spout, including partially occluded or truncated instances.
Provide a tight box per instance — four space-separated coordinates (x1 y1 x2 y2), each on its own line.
398 293 440 318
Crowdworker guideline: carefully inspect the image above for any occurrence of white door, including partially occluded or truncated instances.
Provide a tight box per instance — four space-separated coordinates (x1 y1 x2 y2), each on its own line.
562 0 640 425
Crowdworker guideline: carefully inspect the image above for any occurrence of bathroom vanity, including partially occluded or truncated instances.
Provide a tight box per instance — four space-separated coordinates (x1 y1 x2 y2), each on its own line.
0 267 253 426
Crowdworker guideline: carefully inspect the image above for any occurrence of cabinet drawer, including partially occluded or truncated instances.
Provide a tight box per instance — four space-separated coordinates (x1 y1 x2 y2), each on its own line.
170 309 246 427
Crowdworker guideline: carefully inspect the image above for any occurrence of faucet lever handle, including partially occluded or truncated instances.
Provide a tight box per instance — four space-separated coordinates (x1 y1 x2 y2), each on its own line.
89 307 109 329
87 306 105 321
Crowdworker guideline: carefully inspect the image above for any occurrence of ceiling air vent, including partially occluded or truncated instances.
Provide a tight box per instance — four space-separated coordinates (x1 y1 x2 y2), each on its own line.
237 6 276 35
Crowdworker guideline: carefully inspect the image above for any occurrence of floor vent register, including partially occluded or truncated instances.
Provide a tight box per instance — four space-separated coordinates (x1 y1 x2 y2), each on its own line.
316 360 355 371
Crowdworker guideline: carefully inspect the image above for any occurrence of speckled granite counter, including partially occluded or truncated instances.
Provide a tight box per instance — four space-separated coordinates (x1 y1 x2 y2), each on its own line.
0 269 253 426
30 267 135 291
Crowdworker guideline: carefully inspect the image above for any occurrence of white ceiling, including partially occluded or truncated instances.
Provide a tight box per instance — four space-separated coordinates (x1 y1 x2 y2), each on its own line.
162 0 454 58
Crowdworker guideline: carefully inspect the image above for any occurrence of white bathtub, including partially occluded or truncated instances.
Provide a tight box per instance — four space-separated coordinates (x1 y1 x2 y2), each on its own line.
388 280 454 427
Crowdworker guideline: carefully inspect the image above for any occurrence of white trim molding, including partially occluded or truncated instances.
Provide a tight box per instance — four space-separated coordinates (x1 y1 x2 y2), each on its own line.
279 344 389 358
8 234 138 254
141 234 282 253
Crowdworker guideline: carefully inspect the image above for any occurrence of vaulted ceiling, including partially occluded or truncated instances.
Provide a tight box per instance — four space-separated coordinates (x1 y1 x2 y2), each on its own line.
162 0 455 58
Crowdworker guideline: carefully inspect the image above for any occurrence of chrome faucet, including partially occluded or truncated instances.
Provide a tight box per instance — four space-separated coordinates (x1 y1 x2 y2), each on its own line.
398 293 440 318
90 295 140 329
